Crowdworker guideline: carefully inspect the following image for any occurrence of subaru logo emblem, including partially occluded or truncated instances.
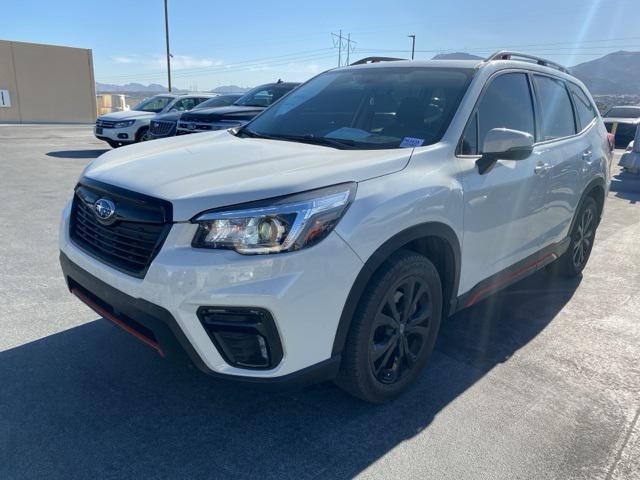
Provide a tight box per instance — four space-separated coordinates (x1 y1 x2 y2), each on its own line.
94 198 116 223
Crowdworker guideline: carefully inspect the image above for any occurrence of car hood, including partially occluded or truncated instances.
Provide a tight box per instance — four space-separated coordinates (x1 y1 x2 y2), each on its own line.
180 105 263 122
152 111 182 122
99 110 156 121
83 130 414 221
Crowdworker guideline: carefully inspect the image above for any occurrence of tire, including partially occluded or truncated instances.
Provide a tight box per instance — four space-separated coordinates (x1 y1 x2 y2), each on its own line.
335 250 442 403
548 196 598 277
136 127 150 142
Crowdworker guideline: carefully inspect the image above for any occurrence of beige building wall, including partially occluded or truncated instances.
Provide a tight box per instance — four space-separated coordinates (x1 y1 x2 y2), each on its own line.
0 40 97 123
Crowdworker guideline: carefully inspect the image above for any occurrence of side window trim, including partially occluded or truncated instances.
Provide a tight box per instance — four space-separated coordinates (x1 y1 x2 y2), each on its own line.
526 72 541 143
563 81 579 134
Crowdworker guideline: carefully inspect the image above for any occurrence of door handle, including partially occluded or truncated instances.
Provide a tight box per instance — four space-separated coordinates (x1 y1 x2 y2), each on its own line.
534 162 550 175
582 150 595 164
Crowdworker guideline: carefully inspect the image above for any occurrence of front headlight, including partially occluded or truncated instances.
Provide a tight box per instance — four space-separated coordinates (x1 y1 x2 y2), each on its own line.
113 120 136 128
191 183 356 254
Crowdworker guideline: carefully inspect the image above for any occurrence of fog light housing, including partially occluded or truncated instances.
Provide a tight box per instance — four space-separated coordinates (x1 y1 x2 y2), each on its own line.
197 306 283 369
117 133 129 139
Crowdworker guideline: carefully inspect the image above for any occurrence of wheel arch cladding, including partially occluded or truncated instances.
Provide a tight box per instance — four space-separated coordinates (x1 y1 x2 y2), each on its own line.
332 222 461 356
573 177 606 233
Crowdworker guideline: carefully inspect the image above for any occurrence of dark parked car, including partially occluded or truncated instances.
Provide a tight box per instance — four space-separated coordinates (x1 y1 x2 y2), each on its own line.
177 81 299 135
602 105 640 148
148 94 243 139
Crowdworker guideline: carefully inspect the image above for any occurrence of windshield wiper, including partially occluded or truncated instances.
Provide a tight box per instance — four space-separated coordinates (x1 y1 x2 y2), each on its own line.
237 129 357 149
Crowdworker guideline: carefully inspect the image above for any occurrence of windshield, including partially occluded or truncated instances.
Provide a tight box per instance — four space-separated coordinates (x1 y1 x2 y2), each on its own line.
243 67 474 150
604 106 640 118
196 95 242 109
132 96 174 113
234 84 296 107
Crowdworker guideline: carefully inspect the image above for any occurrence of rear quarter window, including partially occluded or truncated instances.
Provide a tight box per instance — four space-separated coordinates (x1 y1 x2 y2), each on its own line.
567 83 597 131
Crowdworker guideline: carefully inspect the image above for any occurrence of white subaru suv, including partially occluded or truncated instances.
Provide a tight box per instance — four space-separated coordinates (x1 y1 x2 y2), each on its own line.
60 52 610 403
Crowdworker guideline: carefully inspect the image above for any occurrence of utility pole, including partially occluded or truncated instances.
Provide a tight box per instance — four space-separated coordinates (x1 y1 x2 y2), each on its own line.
164 0 172 92
332 31 357 67
408 34 416 60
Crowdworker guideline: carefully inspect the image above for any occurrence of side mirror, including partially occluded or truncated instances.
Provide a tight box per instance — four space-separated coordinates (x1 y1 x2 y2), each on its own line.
476 128 534 174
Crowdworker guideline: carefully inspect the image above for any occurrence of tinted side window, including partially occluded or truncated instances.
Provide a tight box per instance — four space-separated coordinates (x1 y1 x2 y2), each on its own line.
477 73 535 153
567 83 597 131
533 75 576 140
171 98 198 111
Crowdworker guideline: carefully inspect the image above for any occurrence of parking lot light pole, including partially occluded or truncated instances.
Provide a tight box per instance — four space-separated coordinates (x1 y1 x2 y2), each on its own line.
408 35 416 60
164 0 172 92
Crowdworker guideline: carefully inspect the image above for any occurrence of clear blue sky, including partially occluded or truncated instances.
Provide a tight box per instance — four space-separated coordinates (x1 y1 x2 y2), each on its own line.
2 0 637 90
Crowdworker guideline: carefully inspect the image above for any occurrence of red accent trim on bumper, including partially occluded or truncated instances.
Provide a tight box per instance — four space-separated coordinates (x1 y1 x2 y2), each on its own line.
71 287 165 357
465 252 558 308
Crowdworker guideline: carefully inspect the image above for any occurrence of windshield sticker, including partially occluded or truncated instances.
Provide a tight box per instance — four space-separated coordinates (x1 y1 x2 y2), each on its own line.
400 137 425 148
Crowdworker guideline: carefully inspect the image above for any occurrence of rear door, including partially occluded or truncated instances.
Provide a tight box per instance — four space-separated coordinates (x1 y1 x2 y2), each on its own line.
531 74 585 244
458 72 548 292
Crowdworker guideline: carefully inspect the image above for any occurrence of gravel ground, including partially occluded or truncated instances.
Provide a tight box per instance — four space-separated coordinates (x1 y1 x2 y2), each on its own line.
1 125 639 479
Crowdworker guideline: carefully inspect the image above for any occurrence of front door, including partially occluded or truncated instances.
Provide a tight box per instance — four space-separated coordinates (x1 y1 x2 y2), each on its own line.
457 72 548 294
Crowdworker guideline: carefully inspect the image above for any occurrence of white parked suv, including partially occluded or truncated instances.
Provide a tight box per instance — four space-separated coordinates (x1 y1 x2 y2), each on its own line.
94 93 216 148
61 52 610 403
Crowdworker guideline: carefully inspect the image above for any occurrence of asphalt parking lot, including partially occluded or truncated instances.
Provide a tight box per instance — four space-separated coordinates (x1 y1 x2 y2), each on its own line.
1 124 639 479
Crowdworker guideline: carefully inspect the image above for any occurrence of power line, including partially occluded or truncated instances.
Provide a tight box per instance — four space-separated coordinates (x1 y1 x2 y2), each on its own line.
100 48 335 80
98 51 337 84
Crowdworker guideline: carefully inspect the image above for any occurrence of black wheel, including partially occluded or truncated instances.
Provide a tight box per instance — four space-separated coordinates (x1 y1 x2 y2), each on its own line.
548 196 598 277
336 250 442 403
136 127 150 142
106 139 120 149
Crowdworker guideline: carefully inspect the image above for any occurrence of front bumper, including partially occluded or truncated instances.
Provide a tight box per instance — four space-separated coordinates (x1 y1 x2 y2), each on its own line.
59 201 363 380
94 124 139 143
60 252 342 387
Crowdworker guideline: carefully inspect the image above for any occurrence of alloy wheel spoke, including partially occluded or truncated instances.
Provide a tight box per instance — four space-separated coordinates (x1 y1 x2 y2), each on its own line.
402 336 415 368
401 280 416 321
375 312 399 329
373 336 398 374
405 324 430 339
385 293 401 323
371 335 396 363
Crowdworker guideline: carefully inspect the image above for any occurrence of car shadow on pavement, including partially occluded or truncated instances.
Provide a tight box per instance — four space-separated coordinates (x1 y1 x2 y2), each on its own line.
610 170 640 204
0 272 580 479
46 149 109 159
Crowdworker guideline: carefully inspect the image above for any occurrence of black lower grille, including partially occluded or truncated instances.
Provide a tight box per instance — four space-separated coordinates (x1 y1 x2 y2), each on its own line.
69 178 172 278
150 120 176 136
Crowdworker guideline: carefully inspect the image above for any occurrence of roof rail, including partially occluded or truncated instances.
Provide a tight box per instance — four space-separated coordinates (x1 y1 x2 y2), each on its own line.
486 51 569 74
350 56 405 65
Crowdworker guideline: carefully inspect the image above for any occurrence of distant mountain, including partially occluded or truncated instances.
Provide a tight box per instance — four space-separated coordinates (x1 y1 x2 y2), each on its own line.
212 85 251 94
96 82 181 93
570 51 640 95
96 82 251 95
432 52 484 61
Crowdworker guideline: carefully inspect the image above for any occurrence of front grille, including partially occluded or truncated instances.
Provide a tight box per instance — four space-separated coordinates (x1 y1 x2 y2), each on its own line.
69 179 172 278
181 114 220 123
178 122 212 131
96 119 117 129
150 120 176 136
